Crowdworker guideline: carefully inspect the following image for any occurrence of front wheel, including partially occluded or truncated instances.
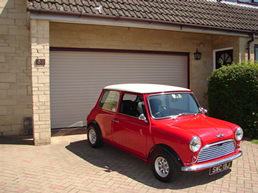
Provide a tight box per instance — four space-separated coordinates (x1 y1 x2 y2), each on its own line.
151 150 180 182
87 124 103 148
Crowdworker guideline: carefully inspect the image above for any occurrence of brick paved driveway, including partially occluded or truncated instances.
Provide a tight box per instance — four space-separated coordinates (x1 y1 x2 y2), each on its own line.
0 134 257 193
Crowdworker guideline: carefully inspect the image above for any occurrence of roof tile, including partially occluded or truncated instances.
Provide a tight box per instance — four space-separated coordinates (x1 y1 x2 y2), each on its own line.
27 0 258 33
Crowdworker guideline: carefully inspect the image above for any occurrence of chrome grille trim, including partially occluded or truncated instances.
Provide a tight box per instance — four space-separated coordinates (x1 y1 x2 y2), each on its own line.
197 139 236 163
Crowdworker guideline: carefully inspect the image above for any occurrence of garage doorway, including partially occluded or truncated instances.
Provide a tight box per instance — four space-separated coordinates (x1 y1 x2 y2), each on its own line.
50 49 189 129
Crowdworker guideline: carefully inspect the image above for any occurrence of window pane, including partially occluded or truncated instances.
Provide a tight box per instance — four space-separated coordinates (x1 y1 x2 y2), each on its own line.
215 49 233 69
238 0 251 2
148 93 200 119
255 45 258 61
99 91 119 112
119 94 144 117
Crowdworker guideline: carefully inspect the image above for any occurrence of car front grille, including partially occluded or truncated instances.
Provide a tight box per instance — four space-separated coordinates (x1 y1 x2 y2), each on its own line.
197 140 236 163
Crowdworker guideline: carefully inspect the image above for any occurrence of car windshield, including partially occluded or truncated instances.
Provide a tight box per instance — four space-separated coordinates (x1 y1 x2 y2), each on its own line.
148 93 201 119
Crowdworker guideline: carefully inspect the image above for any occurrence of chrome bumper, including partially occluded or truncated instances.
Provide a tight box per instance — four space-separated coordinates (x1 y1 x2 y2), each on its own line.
181 151 242 172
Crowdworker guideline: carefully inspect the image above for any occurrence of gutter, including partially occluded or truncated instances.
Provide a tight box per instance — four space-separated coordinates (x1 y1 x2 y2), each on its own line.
27 8 257 37
247 33 255 60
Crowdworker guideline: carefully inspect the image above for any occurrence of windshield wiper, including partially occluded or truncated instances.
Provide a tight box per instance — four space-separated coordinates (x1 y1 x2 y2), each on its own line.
171 112 200 120
171 113 188 119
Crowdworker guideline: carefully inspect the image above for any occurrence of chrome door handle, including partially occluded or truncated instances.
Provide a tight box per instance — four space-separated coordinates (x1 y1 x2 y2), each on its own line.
112 119 119 123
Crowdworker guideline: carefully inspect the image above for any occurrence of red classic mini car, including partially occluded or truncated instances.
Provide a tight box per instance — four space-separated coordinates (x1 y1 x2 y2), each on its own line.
86 84 243 182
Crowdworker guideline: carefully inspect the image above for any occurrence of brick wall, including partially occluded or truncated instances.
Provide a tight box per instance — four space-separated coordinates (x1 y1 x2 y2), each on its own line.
0 0 32 136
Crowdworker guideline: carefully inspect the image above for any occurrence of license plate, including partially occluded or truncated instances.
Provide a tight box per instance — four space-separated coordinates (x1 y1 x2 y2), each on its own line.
209 161 232 175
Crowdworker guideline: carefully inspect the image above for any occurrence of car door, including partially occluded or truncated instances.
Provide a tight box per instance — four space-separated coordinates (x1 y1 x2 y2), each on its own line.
112 93 148 159
96 90 120 143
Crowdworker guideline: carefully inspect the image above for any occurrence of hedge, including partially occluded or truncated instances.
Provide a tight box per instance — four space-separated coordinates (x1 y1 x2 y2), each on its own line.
207 61 258 139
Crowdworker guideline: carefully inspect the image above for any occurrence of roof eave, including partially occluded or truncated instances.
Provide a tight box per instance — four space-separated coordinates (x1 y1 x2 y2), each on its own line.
27 8 257 37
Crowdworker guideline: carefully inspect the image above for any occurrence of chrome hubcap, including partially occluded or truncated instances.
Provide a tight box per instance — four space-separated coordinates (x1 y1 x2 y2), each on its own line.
89 129 97 144
155 156 169 178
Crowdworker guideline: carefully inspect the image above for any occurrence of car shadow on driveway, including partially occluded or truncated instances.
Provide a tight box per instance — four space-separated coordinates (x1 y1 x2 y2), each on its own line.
66 139 230 190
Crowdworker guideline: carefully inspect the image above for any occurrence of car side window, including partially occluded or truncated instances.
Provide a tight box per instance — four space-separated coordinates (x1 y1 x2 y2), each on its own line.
99 90 120 112
119 93 146 118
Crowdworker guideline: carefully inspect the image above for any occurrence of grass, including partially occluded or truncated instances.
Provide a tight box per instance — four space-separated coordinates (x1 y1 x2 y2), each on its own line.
250 139 258 144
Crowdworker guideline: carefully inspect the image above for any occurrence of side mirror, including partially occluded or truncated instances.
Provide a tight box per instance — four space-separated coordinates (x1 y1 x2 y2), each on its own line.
201 107 208 114
139 114 148 124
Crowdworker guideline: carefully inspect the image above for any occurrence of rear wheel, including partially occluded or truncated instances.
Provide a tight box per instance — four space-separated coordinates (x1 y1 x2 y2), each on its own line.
87 124 103 148
151 150 180 182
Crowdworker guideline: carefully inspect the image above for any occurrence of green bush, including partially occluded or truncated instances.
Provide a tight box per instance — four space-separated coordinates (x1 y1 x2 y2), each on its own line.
207 61 258 139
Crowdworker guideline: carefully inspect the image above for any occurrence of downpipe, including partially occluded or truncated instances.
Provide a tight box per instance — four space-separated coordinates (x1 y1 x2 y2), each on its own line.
247 33 255 60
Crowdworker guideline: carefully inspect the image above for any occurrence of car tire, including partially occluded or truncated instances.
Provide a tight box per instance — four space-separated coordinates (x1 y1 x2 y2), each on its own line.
151 150 180 182
87 124 104 148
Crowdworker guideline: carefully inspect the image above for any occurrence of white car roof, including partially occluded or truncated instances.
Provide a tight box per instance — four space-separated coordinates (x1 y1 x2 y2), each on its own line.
104 83 190 94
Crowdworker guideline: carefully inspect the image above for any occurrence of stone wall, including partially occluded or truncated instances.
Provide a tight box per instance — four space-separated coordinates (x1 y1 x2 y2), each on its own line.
239 37 258 62
0 0 32 136
1 1 255 143
50 23 214 107
30 19 51 145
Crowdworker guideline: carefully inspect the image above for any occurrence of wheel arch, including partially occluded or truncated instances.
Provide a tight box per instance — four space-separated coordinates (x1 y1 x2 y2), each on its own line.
87 120 100 129
87 120 104 148
147 144 183 166
87 120 103 138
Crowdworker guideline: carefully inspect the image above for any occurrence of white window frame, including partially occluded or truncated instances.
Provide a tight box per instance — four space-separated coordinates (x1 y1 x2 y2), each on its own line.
213 47 233 70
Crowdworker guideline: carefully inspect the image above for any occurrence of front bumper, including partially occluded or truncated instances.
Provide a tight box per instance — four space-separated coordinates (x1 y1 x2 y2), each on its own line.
181 151 242 172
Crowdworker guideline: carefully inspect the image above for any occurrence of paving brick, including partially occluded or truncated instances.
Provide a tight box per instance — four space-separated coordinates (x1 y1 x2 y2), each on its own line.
0 135 257 193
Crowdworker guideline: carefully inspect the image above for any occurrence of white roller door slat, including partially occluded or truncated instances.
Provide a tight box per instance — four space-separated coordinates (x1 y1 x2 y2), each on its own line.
50 51 188 129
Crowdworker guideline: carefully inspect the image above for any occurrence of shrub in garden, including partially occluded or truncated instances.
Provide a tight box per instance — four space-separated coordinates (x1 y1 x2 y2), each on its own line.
207 61 258 139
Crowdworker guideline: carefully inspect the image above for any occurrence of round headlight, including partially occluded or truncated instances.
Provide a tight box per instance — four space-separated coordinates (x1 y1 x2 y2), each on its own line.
235 127 243 141
189 136 201 152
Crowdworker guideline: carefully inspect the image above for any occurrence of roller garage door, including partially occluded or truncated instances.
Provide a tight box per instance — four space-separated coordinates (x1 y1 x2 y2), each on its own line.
50 50 188 129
